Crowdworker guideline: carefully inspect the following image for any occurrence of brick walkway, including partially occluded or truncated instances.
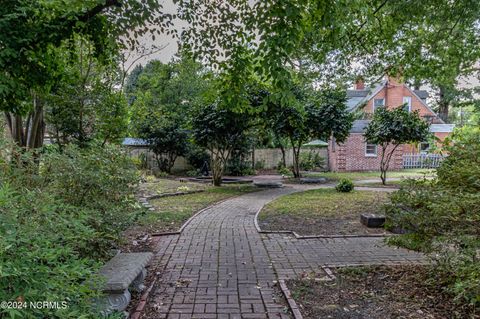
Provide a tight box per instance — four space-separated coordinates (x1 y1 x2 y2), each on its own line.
142 186 424 319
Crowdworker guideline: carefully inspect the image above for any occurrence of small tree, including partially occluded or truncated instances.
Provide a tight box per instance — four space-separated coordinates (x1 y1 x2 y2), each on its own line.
269 88 353 178
191 103 250 186
364 107 431 185
138 119 189 173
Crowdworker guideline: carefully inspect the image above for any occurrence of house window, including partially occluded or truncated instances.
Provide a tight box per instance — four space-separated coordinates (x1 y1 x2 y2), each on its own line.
365 143 377 156
373 98 385 111
403 96 412 112
420 142 430 153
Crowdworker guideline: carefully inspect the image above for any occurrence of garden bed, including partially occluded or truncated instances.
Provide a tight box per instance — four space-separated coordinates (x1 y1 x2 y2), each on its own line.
287 265 477 319
258 189 389 236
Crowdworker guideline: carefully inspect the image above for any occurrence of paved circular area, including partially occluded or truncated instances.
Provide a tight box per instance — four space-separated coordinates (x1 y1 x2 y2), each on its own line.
143 186 424 319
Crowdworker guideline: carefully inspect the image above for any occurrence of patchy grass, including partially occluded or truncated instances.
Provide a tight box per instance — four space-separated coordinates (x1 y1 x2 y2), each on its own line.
355 180 405 188
305 168 435 182
137 184 258 234
258 188 389 235
287 265 478 319
140 177 208 196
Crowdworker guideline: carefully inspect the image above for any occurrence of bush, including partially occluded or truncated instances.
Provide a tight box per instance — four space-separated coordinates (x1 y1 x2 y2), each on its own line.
186 169 201 177
385 127 480 309
185 145 210 170
335 178 354 192
277 165 291 176
0 139 141 318
254 159 265 170
299 151 325 171
226 156 254 176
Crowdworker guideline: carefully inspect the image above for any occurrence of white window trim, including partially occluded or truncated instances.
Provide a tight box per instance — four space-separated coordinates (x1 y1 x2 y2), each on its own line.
365 143 378 157
373 98 385 111
403 96 412 112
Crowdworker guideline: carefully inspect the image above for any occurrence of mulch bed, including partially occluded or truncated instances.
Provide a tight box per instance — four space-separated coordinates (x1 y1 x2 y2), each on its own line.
287 265 478 319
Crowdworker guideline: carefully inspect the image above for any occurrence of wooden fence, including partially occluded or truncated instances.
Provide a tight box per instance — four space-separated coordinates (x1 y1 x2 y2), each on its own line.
402 153 445 169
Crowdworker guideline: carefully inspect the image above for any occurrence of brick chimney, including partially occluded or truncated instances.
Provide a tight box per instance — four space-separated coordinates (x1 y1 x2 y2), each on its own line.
354 77 365 90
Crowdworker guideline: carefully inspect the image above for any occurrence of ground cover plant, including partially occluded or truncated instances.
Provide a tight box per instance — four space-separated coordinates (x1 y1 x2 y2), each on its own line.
258 189 388 235
0 139 140 318
385 127 480 310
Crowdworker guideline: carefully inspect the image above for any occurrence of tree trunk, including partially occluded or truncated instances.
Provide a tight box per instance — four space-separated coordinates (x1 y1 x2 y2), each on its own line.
379 145 387 185
212 154 224 186
438 86 449 123
251 145 255 170
279 144 286 168
4 95 45 150
292 144 301 178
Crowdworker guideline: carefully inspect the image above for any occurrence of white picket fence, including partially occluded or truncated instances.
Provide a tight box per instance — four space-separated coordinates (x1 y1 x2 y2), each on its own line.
402 153 445 169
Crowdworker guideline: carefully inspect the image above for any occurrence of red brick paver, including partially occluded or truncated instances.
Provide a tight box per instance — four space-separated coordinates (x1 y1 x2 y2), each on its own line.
141 187 424 319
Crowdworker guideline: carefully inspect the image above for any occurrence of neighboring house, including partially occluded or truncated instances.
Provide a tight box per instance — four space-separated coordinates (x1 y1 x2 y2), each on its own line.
328 76 455 172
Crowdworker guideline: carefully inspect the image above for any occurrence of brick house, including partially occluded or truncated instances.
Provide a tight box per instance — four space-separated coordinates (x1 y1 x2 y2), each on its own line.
328 76 455 172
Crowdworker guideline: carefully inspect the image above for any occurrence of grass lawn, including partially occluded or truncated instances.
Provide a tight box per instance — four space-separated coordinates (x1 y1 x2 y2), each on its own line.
288 265 477 319
305 168 435 181
137 184 258 234
258 188 389 235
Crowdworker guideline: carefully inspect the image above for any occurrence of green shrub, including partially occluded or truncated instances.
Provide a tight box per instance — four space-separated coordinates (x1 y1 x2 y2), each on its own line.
254 159 265 170
186 169 201 177
385 127 480 309
0 139 141 318
185 145 210 170
226 157 254 176
335 178 354 192
299 151 325 171
277 166 291 176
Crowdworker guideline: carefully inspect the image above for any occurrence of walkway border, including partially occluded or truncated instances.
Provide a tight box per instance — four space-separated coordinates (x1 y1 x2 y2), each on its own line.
254 205 392 239
278 280 303 319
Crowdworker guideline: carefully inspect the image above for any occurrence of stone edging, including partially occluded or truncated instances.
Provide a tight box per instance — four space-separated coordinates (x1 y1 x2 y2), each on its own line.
278 280 303 319
253 206 392 239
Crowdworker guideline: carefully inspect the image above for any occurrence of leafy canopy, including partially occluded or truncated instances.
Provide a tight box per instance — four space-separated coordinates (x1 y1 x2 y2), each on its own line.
364 108 431 146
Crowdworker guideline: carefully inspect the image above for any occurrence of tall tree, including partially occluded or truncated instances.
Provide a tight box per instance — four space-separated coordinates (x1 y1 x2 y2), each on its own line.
128 57 211 172
175 0 480 115
191 103 252 186
0 0 172 149
45 37 128 148
268 86 353 178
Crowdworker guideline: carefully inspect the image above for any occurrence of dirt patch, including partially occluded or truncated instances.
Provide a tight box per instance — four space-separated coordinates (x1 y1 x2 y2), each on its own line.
258 189 390 236
259 214 387 236
287 265 478 319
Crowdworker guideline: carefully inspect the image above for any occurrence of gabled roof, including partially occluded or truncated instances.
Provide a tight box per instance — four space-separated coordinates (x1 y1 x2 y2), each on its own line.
430 124 455 133
346 81 387 111
413 90 428 100
349 120 455 134
346 81 430 113
350 120 371 133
